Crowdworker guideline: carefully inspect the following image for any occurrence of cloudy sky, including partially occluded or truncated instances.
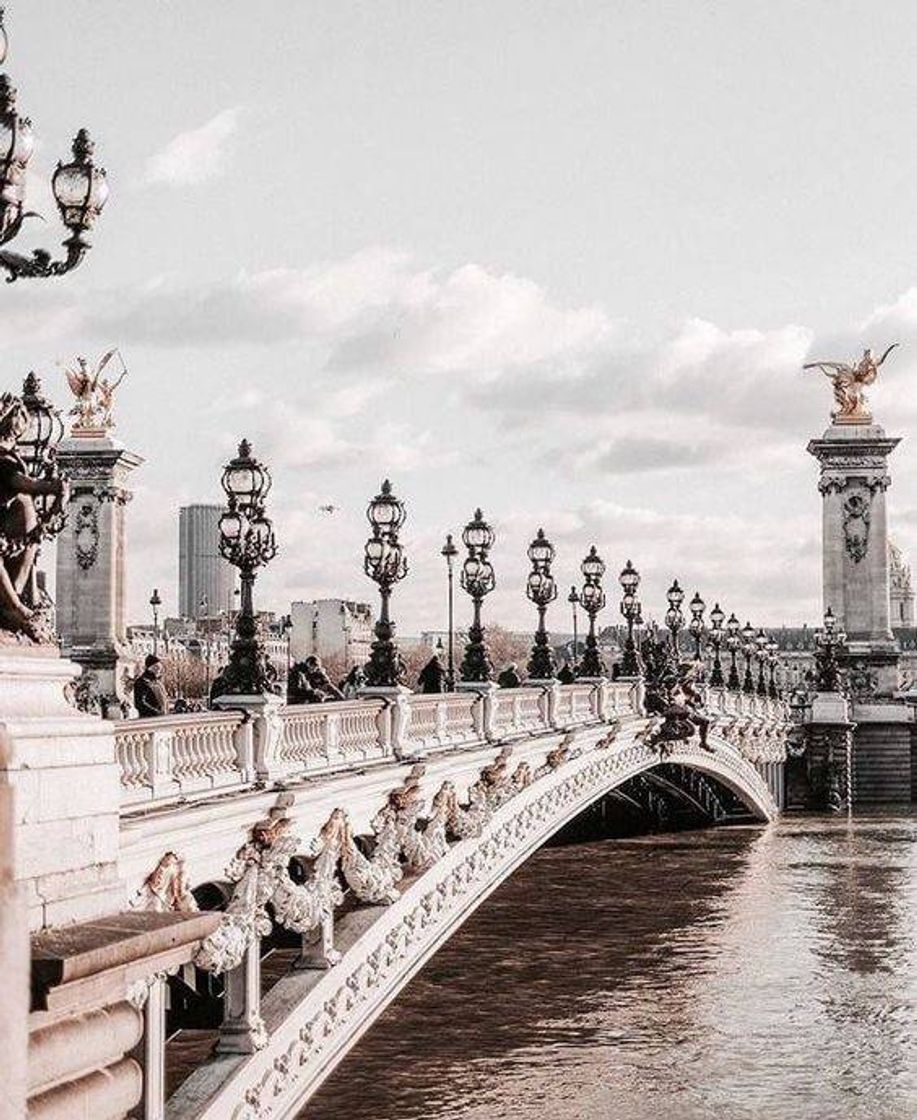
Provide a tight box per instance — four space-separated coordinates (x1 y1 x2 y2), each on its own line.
5 0 917 634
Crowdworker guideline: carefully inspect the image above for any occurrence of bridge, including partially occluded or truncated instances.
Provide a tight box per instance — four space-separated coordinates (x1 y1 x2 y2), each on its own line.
90 681 786 1120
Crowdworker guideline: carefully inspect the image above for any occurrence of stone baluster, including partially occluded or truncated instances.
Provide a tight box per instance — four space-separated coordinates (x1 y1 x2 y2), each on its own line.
233 717 255 782
136 976 167 1120
216 939 265 1055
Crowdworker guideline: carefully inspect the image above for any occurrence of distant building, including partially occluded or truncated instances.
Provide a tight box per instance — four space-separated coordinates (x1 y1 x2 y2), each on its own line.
290 599 374 666
889 540 915 627
178 504 235 620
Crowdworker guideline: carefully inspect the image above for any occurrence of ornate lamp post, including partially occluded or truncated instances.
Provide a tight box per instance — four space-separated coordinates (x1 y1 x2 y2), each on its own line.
363 480 408 687
726 612 742 690
459 508 495 683
215 440 279 697
814 606 846 691
688 591 706 660
741 621 756 694
578 545 606 678
568 585 580 670
0 11 109 282
149 588 162 656
755 629 769 696
618 559 641 676
766 638 780 699
440 532 458 691
665 579 685 652
526 528 557 680
708 603 725 687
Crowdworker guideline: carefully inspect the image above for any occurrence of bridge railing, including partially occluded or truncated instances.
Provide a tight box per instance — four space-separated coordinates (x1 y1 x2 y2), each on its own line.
116 711 253 805
115 679 780 807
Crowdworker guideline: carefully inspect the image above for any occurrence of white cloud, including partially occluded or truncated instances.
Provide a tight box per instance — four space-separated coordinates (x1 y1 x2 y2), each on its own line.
143 108 242 187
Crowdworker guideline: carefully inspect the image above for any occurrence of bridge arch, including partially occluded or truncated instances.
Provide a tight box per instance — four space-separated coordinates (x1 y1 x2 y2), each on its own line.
173 727 776 1120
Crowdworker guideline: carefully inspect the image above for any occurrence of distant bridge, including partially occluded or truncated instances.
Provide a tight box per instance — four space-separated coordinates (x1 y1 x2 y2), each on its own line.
111 682 787 1120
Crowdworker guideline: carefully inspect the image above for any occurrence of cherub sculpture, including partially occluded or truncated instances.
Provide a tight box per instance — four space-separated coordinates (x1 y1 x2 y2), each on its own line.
62 349 127 432
640 633 711 756
0 392 68 641
804 344 898 425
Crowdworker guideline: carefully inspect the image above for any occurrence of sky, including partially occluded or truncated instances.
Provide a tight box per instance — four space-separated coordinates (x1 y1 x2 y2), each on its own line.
5 0 917 635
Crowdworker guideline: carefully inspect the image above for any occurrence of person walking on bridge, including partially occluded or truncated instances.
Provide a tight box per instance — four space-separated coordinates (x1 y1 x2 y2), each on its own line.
418 654 445 693
133 654 168 719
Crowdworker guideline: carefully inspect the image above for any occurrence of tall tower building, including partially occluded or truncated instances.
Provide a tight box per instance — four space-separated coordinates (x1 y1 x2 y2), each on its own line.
178 504 235 619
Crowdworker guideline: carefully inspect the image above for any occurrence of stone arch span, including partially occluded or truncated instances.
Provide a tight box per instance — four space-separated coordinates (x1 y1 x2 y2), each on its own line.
172 724 777 1120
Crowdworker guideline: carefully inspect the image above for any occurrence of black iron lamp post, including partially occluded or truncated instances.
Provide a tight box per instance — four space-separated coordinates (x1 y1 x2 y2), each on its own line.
618 559 641 676
568 585 580 670
459 508 496 683
215 439 279 697
665 579 685 652
149 588 162 656
688 591 706 660
0 11 109 282
755 629 769 696
766 638 780 699
363 479 408 687
741 621 756 694
578 546 606 678
441 532 458 690
813 606 846 692
725 612 742 690
526 528 557 680
708 602 726 687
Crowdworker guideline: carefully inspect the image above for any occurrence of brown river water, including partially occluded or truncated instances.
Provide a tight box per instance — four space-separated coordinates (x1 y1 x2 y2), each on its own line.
306 812 917 1120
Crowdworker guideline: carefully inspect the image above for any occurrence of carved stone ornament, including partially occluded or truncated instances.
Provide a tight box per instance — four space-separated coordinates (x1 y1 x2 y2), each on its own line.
130 851 199 913
842 490 870 563
74 500 99 570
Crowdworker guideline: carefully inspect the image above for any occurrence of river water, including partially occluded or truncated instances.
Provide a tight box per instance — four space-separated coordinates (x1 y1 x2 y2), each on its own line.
307 812 917 1120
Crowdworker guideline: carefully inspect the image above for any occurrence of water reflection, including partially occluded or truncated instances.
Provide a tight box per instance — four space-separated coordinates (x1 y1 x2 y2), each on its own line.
307 813 917 1120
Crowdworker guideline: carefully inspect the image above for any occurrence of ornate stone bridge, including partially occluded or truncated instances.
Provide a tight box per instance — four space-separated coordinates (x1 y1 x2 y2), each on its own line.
94 680 786 1120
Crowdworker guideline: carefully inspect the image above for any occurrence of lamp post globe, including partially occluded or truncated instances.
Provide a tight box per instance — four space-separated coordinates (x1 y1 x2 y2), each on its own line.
707 602 726 687
665 579 685 651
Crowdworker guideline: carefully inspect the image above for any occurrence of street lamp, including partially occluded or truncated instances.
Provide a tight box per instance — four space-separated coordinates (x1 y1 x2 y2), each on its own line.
441 532 458 691
688 591 706 660
459 508 496 683
708 603 725 687
741 621 756 694
665 579 685 651
618 559 641 677
725 612 741 690
766 638 780 699
215 439 279 697
568 585 580 671
526 528 557 681
578 545 606 678
0 10 109 281
363 479 408 687
814 606 847 692
149 588 162 656
755 629 769 696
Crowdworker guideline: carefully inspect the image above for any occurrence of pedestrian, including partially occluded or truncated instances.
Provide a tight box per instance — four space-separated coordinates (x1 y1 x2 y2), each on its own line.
497 662 522 689
133 654 168 718
304 655 345 701
558 661 575 684
418 654 445 694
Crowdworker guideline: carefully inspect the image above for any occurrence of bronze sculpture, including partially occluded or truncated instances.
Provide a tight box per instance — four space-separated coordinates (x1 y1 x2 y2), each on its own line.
0 389 67 641
804 344 898 425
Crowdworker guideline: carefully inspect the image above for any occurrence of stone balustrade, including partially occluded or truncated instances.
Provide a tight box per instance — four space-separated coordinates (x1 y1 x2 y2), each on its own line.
114 682 786 808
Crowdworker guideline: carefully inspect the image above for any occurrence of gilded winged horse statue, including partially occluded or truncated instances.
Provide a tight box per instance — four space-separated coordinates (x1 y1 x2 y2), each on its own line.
804 344 898 424
61 349 127 432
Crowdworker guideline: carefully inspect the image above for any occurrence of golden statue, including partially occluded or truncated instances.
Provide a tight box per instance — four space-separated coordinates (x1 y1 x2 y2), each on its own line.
61 348 127 433
804 344 898 425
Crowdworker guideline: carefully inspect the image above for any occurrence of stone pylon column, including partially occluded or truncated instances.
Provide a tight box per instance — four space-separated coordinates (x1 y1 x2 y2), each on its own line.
55 430 144 711
808 422 900 691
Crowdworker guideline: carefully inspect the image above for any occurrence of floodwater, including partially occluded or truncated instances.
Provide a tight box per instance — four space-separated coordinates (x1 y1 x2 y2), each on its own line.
307 813 917 1120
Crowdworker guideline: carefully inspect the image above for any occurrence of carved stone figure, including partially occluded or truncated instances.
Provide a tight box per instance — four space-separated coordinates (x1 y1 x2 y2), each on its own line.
0 391 67 641
341 809 403 904
62 349 127 432
804 344 898 425
131 851 198 913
